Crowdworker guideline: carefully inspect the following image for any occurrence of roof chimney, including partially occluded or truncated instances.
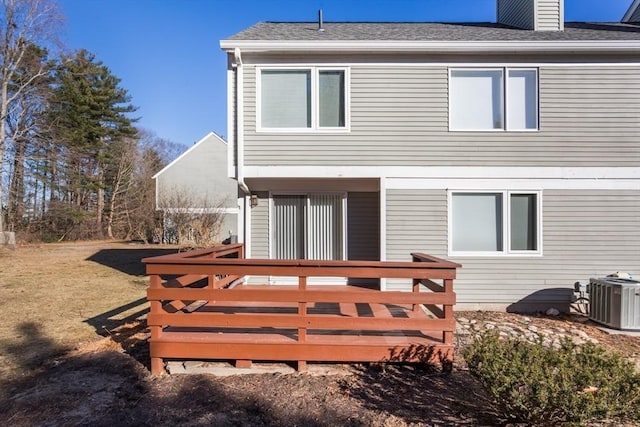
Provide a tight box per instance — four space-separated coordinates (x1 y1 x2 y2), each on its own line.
497 0 564 31
318 9 325 32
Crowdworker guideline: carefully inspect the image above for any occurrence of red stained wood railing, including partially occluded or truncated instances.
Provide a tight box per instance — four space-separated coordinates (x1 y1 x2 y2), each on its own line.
143 244 460 375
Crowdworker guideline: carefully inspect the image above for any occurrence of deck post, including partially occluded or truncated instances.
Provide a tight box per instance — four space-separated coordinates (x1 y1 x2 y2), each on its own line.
443 278 454 346
297 275 307 371
149 274 164 375
236 360 252 369
411 254 421 313
412 278 420 313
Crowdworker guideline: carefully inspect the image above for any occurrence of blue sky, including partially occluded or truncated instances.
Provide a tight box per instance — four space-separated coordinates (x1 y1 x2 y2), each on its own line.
58 0 633 148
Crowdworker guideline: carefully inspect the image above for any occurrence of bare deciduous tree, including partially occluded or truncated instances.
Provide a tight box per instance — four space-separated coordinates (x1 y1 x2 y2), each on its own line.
110 129 184 243
6 42 52 231
105 136 137 239
0 0 62 232
158 186 228 248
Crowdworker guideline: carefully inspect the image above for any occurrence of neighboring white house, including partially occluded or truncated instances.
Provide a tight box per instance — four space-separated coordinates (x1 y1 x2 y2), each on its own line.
153 132 239 244
220 0 640 312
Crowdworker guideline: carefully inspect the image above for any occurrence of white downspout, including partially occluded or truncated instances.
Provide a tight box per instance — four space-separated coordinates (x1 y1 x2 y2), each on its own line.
232 47 252 259
233 47 249 195
380 176 387 291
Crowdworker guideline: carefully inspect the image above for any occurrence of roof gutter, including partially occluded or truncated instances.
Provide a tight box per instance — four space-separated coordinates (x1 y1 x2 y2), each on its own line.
221 39 640 54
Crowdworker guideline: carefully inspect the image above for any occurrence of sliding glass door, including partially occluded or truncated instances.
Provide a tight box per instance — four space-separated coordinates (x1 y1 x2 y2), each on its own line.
271 194 345 261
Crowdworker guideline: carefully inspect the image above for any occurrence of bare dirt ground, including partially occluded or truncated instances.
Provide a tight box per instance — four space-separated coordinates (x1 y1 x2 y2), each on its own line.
1 242 639 426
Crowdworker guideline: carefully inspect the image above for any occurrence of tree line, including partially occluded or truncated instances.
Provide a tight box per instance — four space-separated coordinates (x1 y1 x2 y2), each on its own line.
0 0 183 242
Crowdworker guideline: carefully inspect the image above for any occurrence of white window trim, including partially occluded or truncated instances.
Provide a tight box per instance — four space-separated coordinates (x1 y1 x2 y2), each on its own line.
448 67 539 132
256 66 351 133
268 191 348 261
447 189 543 257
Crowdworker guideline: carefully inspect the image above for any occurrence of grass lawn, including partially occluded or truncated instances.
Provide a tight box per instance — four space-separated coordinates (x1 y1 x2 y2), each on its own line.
0 241 174 379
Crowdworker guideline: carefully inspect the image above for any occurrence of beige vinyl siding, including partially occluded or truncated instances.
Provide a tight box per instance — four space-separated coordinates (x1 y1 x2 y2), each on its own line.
497 0 535 30
250 191 269 258
386 190 448 261
536 0 562 31
385 189 640 308
385 190 448 291
244 66 257 143
243 65 640 167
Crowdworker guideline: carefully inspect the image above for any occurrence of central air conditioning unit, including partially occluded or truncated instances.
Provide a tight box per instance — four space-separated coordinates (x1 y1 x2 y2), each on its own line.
589 277 640 331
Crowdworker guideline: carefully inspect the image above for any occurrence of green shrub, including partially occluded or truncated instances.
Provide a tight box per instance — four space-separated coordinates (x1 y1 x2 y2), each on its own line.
463 332 640 425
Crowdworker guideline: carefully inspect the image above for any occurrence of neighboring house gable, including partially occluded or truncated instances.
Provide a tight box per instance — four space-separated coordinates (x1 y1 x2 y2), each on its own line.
154 132 239 243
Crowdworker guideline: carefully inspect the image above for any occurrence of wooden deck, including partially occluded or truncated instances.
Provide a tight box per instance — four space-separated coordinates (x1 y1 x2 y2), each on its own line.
143 244 461 374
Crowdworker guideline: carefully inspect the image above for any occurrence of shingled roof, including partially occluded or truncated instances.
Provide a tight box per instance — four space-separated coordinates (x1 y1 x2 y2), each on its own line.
225 22 640 42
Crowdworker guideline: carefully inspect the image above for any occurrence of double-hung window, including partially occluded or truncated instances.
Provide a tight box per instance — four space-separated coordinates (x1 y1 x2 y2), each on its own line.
449 68 538 131
449 191 541 256
259 67 348 131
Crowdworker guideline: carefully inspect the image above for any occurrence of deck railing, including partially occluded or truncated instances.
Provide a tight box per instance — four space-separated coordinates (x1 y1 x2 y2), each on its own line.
143 244 460 375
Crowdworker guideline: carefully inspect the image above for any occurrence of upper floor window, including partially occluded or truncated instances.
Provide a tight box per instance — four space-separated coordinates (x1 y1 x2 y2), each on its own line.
449 68 538 131
258 67 348 131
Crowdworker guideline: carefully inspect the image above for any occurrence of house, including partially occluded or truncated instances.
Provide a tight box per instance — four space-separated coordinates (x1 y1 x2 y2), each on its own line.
153 132 239 244
219 0 640 312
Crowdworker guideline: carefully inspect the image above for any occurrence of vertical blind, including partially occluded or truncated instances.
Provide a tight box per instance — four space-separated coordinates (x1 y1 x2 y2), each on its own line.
272 196 306 259
261 70 311 128
307 194 344 260
272 194 344 260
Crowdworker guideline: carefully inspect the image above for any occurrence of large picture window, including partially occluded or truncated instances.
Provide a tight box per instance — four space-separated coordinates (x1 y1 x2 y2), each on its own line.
449 191 540 255
259 68 348 131
449 68 538 131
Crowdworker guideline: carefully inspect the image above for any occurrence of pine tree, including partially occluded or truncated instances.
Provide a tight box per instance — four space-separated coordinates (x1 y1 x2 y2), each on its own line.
47 49 137 238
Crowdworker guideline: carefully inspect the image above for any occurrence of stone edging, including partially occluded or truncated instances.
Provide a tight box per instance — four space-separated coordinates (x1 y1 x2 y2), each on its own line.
456 316 599 349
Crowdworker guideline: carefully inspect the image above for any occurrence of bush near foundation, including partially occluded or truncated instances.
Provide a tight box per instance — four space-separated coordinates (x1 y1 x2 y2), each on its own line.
463 332 640 425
